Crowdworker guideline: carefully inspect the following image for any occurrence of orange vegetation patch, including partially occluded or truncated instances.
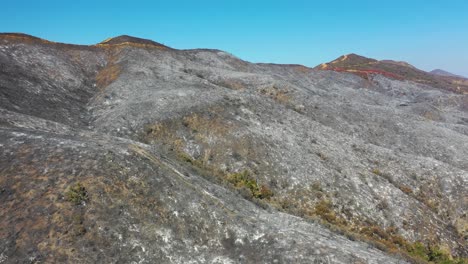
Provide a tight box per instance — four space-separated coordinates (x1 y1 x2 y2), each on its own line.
95 63 121 89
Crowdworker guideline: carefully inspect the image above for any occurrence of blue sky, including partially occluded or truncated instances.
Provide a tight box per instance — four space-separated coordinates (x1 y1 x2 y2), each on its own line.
2 0 468 76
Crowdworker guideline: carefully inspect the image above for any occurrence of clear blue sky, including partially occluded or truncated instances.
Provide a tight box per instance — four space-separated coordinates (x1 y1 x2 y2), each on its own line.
2 0 468 76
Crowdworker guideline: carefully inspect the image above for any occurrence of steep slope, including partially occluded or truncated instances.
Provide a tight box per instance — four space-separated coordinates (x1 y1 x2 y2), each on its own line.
0 33 104 126
316 53 468 94
1 34 467 264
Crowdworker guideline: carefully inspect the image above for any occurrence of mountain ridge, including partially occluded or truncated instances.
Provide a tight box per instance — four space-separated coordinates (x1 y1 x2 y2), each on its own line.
316 53 468 94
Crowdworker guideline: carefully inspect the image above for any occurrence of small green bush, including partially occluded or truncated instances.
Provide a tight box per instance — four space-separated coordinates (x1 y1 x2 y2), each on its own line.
177 151 194 164
227 170 273 199
371 168 382 176
65 182 88 205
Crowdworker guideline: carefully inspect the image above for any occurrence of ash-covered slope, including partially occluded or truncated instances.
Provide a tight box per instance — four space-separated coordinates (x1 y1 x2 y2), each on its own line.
0 34 467 264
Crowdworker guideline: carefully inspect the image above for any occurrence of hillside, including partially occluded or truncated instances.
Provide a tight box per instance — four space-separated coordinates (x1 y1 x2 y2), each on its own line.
0 33 467 264
316 53 468 94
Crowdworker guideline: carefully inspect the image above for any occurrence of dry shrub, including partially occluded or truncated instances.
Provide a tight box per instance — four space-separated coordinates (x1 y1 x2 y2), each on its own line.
259 86 291 104
215 79 246 90
399 185 413 195
182 113 231 136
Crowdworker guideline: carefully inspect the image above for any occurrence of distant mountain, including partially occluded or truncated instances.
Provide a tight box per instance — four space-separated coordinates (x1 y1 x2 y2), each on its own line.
316 53 468 94
430 69 466 78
